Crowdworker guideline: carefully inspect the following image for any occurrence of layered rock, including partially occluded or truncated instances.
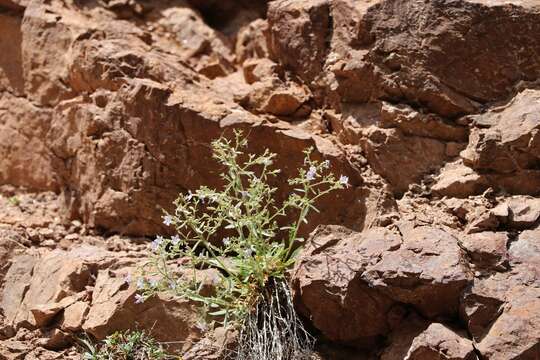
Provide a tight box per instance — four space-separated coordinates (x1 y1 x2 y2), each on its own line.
0 0 394 236
0 245 205 353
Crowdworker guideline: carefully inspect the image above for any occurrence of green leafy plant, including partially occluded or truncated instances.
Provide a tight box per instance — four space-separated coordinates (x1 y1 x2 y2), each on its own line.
136 131 348 359
7 196 20 207
80 330 171 360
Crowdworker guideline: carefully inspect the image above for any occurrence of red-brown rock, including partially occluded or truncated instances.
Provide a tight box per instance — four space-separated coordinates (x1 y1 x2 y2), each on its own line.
293 224 471 347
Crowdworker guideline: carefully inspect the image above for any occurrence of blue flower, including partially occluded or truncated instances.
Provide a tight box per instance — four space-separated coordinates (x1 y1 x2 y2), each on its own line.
171 235 181 245
150 236 164 251
163 215 173 226
244 246 255 257
306 166 317 181
339 175 349 186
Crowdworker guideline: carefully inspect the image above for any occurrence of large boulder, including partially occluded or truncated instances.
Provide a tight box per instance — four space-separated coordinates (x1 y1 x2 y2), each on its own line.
461 264 540 359
381 316 476 360
292 224 471 347
269 0 540 117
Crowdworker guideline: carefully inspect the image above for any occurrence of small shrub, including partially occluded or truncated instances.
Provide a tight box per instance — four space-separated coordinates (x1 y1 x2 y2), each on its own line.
136 130 347 359
80 330 170 360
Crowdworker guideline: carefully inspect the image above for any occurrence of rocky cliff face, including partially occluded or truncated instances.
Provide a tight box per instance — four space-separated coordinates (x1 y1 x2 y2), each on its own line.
0 0 539 359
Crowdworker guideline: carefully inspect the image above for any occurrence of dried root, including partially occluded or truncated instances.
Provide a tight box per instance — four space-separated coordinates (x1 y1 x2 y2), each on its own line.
227 278 314 360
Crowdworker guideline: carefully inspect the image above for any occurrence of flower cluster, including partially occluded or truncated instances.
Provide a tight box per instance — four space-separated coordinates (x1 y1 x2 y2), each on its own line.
134 131 348 326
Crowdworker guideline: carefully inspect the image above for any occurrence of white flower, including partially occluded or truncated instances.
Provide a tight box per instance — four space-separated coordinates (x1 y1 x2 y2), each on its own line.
150 236 164 251
124 273 132 284
134 294 145 304
171 235 181 245
306 166 317 181
339 175 349 187
163 215 173 226
168 281 177 290
240 191 249 199
223 237 231 246
322 160 331 169
149 279 158 288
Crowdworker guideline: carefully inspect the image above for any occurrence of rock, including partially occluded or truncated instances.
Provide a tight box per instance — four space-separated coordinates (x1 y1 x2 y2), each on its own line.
363 224 471 318
267 0 331 85
151 6 235 78
361 127 447 195
29 296 78 328
293 224 471 347
379 102 468 143
460 265 540 359
432 161 489 198
466 210 500 234
475 285 540 360
461 232 508 270
0 12 24 96
509 228 540 267
293 225 397 346
455 90 540 195
59 301 89 332
381 316 476 360
83 269 204 351
182 327 236 360
0 93 58 191
505 197 540 229
266 0 540 117
0 338 30 359
0 254 37 328
462 89 540 174
238 58 312 117
242 58 282 85
1 246 138 329
11 250 93 327
0 0 389 239
404 323 476 360
37 329 72 351
238 78 312 117
333 0 540 117
0 228 26 283
235 19 269 64
0 1 26 11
